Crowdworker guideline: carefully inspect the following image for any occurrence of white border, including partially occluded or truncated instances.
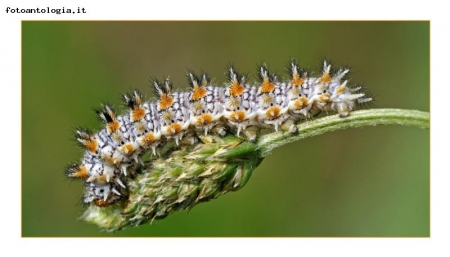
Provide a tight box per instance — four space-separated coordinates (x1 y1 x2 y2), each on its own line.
1 0 447 256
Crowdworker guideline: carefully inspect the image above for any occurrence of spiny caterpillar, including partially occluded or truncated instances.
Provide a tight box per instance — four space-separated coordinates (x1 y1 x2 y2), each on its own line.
67 59 373 208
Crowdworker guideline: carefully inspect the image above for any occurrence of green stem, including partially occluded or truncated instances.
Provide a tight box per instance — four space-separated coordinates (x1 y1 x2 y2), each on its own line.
257 108 429 156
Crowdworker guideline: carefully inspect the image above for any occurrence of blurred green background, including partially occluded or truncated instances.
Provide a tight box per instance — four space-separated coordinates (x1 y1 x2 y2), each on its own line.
22 21 429 237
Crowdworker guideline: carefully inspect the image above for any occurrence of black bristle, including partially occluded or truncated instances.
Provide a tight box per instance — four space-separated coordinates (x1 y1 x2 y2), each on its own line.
65 163 81 179
226 65 239 82
318 56 331 68
355 84 376 110
123 90 143 109
93 108 103 121
74 127 93 149
286 58 298 77
286 58 307 79
95 106 114 123
133 90 143 106
226 65 247 85
151 77 173 95
150 77 163 96
187 70 199 88
122 92 134 109
75 127 93 139
163 77 173 94
200 73 210 87
337 64 353 80
257 63 278 84
257 63 267 82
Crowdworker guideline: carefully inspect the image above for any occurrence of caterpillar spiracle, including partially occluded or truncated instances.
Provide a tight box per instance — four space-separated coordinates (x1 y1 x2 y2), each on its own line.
67 59 373 208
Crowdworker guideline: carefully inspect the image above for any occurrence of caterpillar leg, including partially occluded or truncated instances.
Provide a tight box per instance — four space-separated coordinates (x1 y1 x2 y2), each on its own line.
181 131 199 145
242 125 260 142
211 124 227 137
280 118 298 133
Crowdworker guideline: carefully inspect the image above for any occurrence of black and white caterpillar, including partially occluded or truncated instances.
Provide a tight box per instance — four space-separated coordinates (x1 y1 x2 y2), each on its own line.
66 59 373 207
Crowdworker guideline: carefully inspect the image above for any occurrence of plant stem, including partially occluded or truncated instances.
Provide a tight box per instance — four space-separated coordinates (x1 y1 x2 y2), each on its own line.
257 108 429 156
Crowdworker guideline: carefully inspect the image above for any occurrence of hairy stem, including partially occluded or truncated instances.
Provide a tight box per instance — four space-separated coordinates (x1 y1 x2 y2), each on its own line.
257 108 429 156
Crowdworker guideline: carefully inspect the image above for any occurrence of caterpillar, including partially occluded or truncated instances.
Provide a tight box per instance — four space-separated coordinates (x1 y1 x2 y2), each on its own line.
67 59 373 208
